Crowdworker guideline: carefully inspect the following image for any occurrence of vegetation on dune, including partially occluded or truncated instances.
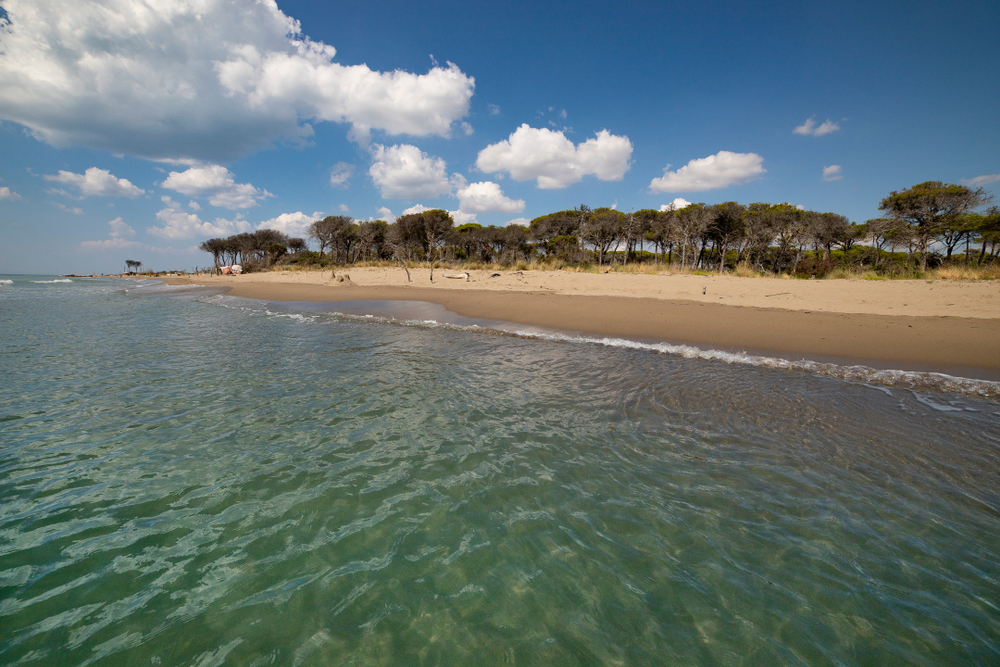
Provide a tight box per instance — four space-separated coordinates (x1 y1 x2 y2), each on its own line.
194 183 999 279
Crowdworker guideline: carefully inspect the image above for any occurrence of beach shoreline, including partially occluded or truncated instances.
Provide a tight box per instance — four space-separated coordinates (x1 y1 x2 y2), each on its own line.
159 269 1000 379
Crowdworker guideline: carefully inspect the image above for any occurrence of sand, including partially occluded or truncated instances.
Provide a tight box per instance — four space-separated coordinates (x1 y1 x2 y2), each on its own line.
159 268 1000 379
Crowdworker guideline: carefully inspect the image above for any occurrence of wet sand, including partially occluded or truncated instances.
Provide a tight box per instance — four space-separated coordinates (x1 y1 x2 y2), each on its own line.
160 269 1000 379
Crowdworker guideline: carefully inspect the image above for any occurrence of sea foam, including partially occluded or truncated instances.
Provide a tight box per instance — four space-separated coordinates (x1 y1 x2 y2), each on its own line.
205 293 1000 402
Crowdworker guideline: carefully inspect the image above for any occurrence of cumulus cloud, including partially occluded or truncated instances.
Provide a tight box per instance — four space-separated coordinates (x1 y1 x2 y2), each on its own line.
256 211 323 237
188 201 201 210
401 204 431 216
369 144 454 198
503 217 531 227
649 151 765 193
376 206 396 223
822 165 843 181
43 167 144 198
0 0 474 161
476 125 633 189
147 196 251 240
963 174 1000 187
455 180 524 214
396 202 475 225
80 217 140 249
660 198 692 211
449 209 477 225
369 153 525 223
161 165 272 209
793 117 840 136
108 217 136 238
329 162 354 187
0 186 22 201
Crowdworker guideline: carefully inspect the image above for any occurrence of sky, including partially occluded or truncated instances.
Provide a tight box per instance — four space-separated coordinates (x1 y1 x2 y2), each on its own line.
1 0 998 274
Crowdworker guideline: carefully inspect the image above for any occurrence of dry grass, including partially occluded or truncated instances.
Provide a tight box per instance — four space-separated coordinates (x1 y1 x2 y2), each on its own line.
269 259 1000 280
929 264 1000 280
731 262 767 278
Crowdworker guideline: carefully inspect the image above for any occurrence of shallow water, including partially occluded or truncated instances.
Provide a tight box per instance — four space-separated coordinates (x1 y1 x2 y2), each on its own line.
2 276 999 665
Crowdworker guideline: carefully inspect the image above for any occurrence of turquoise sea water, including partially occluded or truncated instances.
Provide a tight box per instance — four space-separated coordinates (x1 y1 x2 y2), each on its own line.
1 276 999 666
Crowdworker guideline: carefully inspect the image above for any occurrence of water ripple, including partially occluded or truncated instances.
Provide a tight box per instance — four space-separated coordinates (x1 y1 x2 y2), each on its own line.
1 279 999 665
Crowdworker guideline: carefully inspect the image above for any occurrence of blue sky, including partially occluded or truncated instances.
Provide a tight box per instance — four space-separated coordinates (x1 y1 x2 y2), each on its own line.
1 0 997 274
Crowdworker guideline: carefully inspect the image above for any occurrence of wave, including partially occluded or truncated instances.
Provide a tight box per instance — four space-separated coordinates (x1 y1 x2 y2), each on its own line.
532 332 1000 400
205 295 1000 402
31 279 73 283
0 279 12 286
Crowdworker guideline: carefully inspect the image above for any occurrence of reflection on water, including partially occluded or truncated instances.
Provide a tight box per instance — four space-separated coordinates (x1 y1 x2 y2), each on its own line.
1 277 999 665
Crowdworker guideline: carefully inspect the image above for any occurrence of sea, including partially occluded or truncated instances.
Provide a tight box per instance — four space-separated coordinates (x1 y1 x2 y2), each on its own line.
1 275 999 666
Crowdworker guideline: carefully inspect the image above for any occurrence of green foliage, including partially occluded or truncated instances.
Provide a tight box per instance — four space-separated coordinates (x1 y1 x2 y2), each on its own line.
197 187 998 278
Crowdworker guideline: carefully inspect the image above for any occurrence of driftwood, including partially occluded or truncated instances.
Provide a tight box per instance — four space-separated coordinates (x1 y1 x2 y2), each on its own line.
441 271 469 281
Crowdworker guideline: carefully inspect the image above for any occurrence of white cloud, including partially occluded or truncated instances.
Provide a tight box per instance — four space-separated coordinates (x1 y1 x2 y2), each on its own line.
476 124 633 189
161 165 271 210
43 167 144 198
369 144 453 198
660 198 692 211
822 165 843 181
793 117 840 136
338 204 349 212
488 104 500 116
108 217 135 238
256 211 323 237
188 201 201 210
963 174 1000 187
398 202 472 225
0 186 22 201
401 204 430 216
52 202 85 215
147 196 251 240
376 206 396 223
455 181 524 214
0 0 474 162
649 151 765 193
504 217 531 227
449 209 476 225
461 122 474 136
329 162 354 187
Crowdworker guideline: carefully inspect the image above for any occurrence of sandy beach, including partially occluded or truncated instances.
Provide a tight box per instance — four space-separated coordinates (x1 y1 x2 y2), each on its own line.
160 268 1000 378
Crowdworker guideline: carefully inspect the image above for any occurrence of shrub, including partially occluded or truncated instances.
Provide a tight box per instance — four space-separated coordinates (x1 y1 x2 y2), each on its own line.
794 258 837 278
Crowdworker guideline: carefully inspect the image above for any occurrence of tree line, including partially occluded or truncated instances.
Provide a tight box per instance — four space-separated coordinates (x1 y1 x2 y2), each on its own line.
197 181 998 276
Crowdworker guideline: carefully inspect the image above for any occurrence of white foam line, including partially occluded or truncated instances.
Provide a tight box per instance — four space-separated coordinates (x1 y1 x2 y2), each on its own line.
201 295 1000 401
514 330 1000 400
31 279 73 283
